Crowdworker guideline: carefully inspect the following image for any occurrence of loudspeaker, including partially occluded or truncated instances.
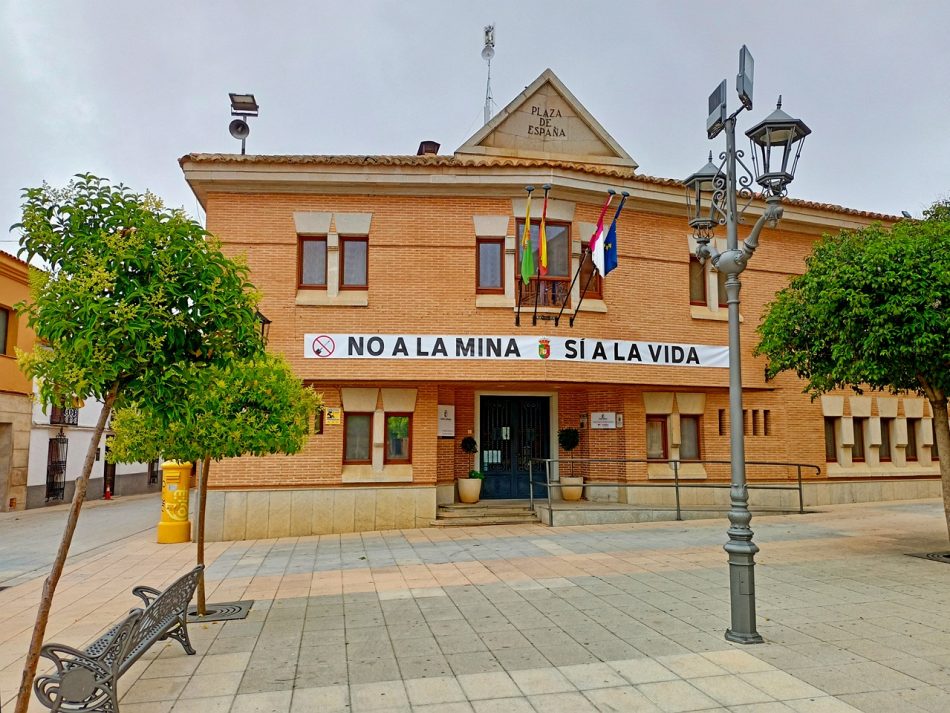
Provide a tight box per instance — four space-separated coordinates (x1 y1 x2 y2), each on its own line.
229 119 250 139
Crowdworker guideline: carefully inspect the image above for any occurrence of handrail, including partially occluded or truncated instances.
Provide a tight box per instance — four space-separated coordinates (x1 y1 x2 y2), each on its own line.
527 457 821 521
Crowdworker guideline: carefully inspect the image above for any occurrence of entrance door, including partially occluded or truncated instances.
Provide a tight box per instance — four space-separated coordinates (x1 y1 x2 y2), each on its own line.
479 396 549 499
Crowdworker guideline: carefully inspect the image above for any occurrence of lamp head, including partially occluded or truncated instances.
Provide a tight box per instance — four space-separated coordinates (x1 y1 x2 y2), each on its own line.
745 96 811 195
684 151 722 238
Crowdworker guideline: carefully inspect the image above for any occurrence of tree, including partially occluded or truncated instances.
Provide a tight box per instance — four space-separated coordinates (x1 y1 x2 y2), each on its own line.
756 201 950 536
12 175 263 713
109 354 321 613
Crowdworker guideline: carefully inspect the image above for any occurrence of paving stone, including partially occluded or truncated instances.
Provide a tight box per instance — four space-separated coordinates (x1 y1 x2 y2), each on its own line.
404 675 467 705
636 679 722 712
349 680 409 711
457 671 522 700
289 685 349 712
582 685 665 712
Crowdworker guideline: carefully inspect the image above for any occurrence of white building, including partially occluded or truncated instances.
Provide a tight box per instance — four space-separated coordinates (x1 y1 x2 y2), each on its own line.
26 389 157 508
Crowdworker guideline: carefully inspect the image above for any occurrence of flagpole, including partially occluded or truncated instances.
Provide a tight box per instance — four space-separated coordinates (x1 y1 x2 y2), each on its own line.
532 184 551 326
554 250 587 327
515 185 534 326
570 262 599 327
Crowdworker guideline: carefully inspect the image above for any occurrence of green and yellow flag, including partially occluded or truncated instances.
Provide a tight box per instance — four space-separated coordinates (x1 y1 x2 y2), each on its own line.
520 189 534 285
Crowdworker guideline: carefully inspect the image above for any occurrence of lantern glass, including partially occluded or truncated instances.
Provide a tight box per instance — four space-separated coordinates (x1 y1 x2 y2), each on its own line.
684 153 721 235
745 98 810 195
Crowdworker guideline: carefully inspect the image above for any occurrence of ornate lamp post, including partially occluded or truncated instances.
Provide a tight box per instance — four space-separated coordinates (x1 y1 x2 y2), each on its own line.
683 47 810 644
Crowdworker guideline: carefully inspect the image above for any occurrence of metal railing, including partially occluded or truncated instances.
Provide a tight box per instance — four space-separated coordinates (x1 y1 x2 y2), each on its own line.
528 457 821 522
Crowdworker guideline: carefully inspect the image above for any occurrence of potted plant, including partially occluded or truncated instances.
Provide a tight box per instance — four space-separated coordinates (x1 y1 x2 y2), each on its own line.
458 436 483 503
557 427 583 501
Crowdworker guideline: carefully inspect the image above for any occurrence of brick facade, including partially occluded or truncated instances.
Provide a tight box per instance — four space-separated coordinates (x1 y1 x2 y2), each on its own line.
182 71 936 539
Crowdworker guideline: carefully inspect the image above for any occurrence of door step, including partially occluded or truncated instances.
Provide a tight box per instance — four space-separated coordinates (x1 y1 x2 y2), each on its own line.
431 502 540 527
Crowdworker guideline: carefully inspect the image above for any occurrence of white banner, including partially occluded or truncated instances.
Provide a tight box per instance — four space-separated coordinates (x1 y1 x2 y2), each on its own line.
304 334 728 368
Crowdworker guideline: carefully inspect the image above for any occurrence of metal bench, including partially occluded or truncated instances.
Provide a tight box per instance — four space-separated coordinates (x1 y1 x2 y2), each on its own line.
33 565 203 713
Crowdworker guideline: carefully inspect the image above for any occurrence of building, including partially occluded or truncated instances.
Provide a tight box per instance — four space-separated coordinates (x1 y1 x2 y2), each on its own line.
26 395 160 509
0 251 36 511
180 70 939 539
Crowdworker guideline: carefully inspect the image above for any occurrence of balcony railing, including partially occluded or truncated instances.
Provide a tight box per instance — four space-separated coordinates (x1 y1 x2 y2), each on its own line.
50 407 79 426
517 278 570 308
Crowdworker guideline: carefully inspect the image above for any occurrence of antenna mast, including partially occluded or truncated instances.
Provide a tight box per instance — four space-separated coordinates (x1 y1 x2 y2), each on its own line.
482 24 495 125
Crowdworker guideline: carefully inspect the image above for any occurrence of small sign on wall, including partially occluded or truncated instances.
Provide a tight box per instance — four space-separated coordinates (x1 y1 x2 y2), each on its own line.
438 405 455 437
590 412 617 429
324 408 342 426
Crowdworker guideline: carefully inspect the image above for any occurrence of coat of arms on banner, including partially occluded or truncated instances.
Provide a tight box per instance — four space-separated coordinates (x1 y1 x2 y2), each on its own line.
538 338 551 359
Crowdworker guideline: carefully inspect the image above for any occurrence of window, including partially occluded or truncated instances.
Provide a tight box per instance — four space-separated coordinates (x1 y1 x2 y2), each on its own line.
824 417 837 462
932 422 939 460
716 270 728 307
578 247 603 300
879 418 892 461
718 409 726 436
688 256 727 309
646 416 668 460
763 410 772 436
516 220 580 305
752 410 761 436
50 406 79 426
680 415 701 461
476 238 504 293
344 413 372 464
906 418 918 461
340 236 368 288
689 257 706 305
0 308 8 354
385 414 412 463
852 418 866 462
298 237 327 288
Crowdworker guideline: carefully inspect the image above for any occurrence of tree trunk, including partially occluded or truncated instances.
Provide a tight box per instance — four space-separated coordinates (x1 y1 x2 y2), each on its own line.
927 394 950 540
195 454 211 616
15 385 119 713
919 377 950 540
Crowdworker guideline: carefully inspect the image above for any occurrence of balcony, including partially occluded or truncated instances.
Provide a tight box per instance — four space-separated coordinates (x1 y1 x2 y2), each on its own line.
50 407 79 426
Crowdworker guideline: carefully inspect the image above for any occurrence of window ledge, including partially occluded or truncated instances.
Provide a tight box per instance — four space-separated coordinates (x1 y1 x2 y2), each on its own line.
341 464 413 483
578 299 607 314
296 290 368 307
690 305 741 322
647 462 708 479
476 294 512 308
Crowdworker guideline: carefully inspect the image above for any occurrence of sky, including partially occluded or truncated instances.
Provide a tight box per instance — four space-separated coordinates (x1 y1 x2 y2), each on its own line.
3 0 949 253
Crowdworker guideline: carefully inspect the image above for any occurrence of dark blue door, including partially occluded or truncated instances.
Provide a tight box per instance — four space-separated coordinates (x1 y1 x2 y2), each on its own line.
479 396 549 499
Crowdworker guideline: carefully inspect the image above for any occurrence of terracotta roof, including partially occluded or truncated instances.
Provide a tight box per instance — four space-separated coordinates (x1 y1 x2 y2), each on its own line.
180 153 899 222
0 249 34 270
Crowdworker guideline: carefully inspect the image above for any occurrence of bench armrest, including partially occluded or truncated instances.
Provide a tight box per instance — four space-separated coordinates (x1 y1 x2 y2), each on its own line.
132 585 163 606
38 643 95 673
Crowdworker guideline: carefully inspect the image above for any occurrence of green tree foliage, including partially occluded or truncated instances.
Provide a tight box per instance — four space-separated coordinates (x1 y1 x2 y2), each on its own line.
756 201 950 536
109 354 320 465
11 174 264 713
110 353 320 615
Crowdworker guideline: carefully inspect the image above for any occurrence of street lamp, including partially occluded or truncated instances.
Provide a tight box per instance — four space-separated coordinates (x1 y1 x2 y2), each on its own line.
683 47 810 645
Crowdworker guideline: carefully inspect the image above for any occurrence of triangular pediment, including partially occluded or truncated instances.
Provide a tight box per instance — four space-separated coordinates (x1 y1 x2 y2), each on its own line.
456 69 637 170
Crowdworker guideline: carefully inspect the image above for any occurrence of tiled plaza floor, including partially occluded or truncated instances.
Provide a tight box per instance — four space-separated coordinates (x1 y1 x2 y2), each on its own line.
2 497 950 712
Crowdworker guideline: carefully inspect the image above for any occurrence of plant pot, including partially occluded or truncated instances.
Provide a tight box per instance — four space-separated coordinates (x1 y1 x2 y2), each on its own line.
559 476 584 501
458 477 482 504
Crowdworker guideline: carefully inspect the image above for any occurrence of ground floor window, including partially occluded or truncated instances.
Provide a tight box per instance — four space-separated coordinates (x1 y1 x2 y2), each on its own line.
906 418 918 461
824 417 837 461
880 418 893 461
646 416 668 460
852 417 867 462
385 414 411 463
679 415 702 460
344 413 373 464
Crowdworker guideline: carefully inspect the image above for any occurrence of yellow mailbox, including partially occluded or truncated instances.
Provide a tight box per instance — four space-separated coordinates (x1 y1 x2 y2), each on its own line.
157 460 192 544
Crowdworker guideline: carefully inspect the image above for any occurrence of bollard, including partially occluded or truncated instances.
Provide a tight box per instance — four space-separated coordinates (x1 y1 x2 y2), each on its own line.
157 461 192 544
